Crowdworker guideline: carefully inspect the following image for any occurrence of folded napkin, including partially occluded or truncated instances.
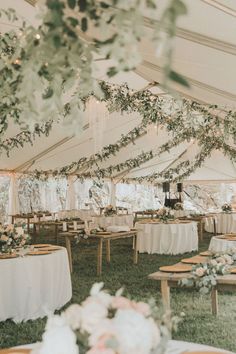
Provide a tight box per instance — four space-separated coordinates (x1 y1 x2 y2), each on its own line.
107 225 130 233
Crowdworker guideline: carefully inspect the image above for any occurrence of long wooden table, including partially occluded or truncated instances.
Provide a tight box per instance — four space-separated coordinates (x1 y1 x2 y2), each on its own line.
149 264 236 315
10 212 52 233
60 230 138 275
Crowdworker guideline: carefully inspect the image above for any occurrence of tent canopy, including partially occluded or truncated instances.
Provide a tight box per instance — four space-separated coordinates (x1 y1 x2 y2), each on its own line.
0 0 236 183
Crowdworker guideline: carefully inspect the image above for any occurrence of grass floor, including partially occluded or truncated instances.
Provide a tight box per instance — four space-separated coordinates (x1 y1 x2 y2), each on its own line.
1 231 236 351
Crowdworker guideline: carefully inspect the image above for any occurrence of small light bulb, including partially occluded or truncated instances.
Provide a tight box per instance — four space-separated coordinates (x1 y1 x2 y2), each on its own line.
35 33 41 40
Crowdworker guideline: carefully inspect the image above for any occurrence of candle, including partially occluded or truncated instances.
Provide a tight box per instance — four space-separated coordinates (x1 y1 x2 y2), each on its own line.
63 222 67 231
73 221 77 230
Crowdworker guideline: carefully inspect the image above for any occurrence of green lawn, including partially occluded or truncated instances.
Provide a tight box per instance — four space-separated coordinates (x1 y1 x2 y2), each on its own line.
1 232 236 352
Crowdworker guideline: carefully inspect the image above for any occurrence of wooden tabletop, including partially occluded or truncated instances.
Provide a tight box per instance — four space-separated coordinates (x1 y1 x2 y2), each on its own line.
60 230 137 239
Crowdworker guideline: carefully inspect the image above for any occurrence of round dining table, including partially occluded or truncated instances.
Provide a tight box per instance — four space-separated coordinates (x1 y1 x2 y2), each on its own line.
9 339 232 354
135 220 198 254
135 221 198 254
209 235 236 253
0 247 72 323
205 212 236 234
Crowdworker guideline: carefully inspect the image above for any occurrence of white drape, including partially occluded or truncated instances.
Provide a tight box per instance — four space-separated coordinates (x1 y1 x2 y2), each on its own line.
65 175 77 210
7 173 20 223
110 181 116 206
87 97 108 153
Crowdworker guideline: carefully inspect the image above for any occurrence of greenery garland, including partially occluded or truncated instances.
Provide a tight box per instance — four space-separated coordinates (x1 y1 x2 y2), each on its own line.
0 122 53 156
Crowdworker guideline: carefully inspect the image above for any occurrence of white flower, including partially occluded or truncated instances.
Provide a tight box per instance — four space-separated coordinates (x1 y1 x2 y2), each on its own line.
63 304 82 330
80 297 108 334
113 309 160 354
195 267 205 277
210 259 217 267
39 315 78 354
15 227 24 236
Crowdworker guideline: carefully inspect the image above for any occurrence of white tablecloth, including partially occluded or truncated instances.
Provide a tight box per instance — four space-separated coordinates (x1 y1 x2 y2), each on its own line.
58 209 94 221
205 213 236 234
92 214 134 229
173 210 193 218
15 340 232 354
209 236 236 253
0 248 72 323
136 222 198 254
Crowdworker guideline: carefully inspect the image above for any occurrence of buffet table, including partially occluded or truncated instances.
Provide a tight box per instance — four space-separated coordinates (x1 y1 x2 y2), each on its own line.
0 247 72 322
91 214 134 229
136 221 198 254
209 235 236 253
205 213 236 234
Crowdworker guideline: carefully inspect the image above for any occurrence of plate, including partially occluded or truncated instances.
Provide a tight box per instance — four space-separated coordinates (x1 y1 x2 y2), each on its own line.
159 264 192 273
38 246 62 251
199 251 212 256
96 232 111 235
0 254 19 259
0 349 31 354
32 244 51 248
181 256 208 264
27 251 51 256
184 352 226 354
230 268 236 274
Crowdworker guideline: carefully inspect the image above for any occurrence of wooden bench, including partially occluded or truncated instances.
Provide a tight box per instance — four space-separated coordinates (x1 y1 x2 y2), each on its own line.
149 263 236 315
61 230 138 275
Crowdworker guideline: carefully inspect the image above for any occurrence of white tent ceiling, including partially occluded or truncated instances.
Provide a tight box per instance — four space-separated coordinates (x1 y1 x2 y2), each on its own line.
0 0 236 183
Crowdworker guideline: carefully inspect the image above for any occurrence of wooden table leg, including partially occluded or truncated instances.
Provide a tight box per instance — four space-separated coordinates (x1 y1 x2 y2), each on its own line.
213 219 217 235
133 234 138 264
211 287 218 315
55 224 58 244
106 239 111 263
161 280 170 310
27 218 30 234
199 220 203 241
65 236 73 273
97 239 103 276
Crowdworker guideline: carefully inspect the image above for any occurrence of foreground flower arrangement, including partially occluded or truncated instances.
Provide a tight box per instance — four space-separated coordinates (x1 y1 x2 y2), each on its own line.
37 283 178 354
157 208 175 223
103 205 117 217
0 223 30 253
181 250 236 294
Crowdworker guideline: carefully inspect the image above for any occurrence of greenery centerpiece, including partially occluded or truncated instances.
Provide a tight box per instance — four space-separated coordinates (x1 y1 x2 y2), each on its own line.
174 202 184 211
157 208 175 223
221 203 232 213
103 205 117 217
0 223 30 254
37 282 179 354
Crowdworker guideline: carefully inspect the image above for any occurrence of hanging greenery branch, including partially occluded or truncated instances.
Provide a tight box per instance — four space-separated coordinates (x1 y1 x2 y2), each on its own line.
0 121 53 157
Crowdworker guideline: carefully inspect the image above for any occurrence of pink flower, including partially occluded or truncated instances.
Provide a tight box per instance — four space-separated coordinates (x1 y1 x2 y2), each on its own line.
112 297 132 310
131 302 150 317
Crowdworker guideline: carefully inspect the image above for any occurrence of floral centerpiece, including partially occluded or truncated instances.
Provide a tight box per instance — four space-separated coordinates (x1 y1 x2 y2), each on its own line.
157 208 175 223
103 205 117 217
181 249 236 294
0 223 30 254
221 203 232 213
173 202 183 211
37 283 179 354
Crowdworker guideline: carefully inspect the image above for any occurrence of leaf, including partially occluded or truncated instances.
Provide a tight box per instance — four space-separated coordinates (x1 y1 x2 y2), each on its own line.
68 17 79 27
67 0 76 9
171 0 187 16
78 0 87 12
81 17 88 32
169 70 190 88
